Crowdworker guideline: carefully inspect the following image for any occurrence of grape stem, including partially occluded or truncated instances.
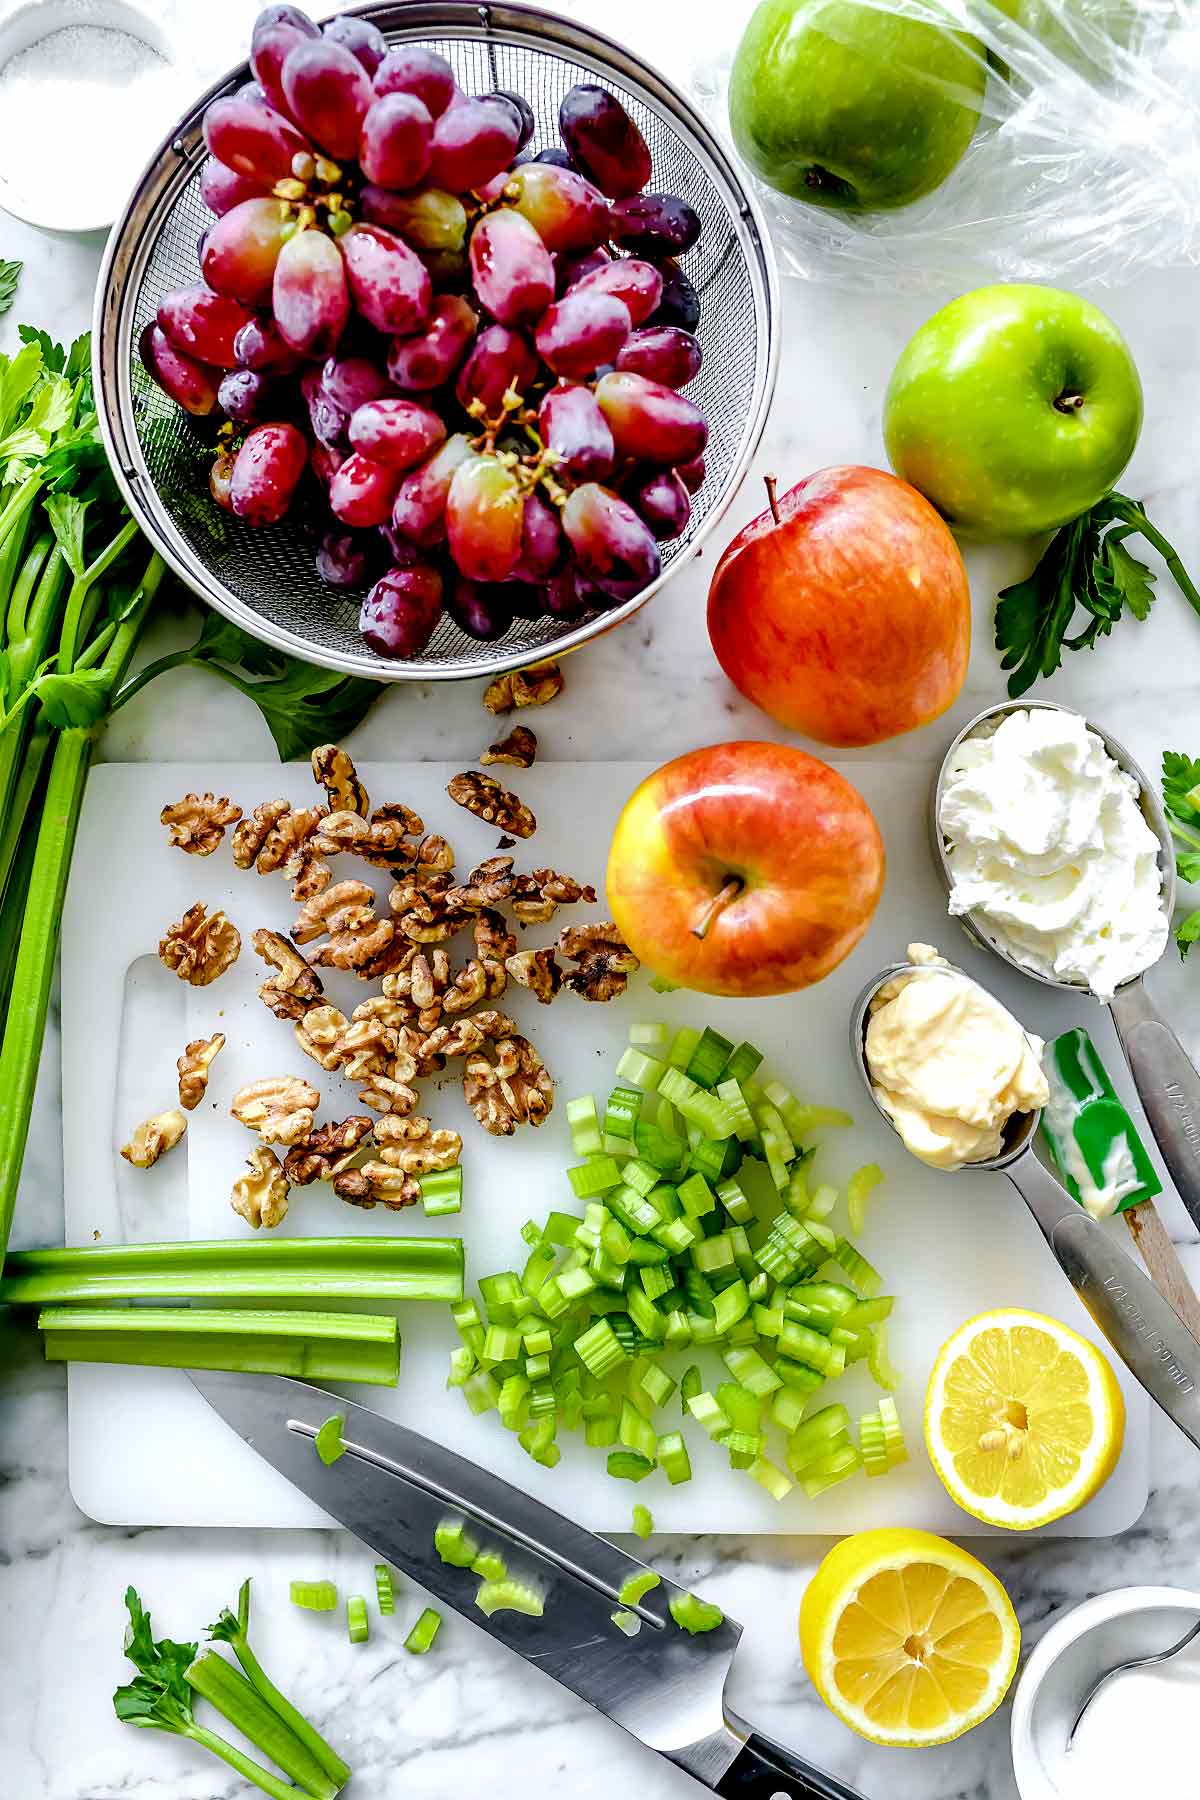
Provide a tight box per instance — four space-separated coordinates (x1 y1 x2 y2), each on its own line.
692 877 742 941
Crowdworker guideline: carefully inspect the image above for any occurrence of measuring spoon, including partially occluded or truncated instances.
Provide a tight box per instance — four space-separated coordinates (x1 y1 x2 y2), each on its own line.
932 700 1200 1234
850 962 1200 1452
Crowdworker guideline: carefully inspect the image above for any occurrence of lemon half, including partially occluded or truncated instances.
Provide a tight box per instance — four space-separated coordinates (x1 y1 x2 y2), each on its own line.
800 1528 1020 1747
925 1308 1124 1531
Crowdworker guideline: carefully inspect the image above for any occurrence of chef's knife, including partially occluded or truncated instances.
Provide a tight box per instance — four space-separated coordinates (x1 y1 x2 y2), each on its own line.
189 1369 866 1800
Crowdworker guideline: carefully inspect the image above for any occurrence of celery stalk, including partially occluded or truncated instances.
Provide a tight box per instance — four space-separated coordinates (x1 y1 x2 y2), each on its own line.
210 1579 350 1790
185 1650 339 1799
39 1307 400 1385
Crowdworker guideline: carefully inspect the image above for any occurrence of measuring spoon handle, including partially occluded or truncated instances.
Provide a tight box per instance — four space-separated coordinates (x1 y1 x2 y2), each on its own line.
1110 979 1200 1234
1008 1153 1200 1452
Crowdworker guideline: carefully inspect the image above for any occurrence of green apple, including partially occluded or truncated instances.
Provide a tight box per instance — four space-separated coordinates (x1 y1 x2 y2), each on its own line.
883 283 1143 538
728 0 987 211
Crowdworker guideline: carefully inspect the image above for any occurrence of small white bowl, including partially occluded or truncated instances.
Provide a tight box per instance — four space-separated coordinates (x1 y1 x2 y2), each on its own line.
0 0 176 234
1010 1585 1200 1799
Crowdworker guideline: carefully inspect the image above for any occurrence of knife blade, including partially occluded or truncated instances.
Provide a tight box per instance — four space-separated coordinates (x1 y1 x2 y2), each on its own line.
189 1369 867 1800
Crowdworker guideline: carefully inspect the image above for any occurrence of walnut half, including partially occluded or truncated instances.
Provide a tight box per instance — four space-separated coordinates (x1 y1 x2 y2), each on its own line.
121 1109 187 1169
311 744 369 816
483 662 564 714
373 1114 462 1174
463 1034 554 1136
253 928 324 1022
231 1146 290 1229
480 725 537 768
230 1076 320 1146
160 792 241 855
333 1162 421 1211
159 903 241 986
283 1117 374 1186
447 770 536 840
177 1033 225 1110
559 922 639 1002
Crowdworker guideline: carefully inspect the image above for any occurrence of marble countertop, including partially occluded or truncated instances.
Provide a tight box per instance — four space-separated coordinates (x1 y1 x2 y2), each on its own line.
4 2 1200 1796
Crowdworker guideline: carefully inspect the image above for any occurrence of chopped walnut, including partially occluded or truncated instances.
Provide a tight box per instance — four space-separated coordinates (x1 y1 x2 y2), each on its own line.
379 931 507 1033
480 725 537 769
160 792 242 855
447 771 536 839
474 908 517 962
506 947 563 1004
314 802 426 869
333 1162 421 1211
559 921 639 1001
387 872 473 945
120 1108 187 1168
445 855 515 912
233 801 331 900
374 1113 462 1174
423 1008 519 1062
311 744 369 816
159 903 241 986
483 662 564 714
283 1116 374 1185
463 1034 554 1136
230 1075 320 1146
177 1032 226 1110
252 928 325 1022
291 878 395 972
356 1071 421 1116
231 1146 290 1229
510 868 597 925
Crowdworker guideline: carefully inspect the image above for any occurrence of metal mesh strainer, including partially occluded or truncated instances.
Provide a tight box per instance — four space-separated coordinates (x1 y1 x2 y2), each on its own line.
93 2 778 682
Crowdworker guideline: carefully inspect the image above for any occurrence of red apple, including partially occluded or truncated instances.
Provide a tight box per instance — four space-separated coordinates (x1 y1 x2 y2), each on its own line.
606 740 885 997
707 465 970 748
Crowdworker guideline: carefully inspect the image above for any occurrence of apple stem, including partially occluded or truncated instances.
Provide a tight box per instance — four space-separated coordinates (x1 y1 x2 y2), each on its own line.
1054 390 1086 414
763 474 781 525
692 877 743 942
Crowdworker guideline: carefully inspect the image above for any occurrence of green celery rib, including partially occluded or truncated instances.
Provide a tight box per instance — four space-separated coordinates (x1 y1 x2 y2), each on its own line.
185 1651 339 1800
213 1579 350 1790
0 1236 464 1306
38 1307 400 1386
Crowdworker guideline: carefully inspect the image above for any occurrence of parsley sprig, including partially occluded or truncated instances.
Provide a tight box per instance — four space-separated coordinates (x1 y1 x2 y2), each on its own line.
1162 751 1200 957
995 492 1200 697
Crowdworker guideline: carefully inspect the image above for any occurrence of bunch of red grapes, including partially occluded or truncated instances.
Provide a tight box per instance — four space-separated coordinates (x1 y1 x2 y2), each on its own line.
141 4 710 658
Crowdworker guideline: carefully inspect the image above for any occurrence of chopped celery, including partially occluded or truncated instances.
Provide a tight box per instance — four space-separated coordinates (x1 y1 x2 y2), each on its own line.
868 1323 900 1391
717 1382 763 1434
605 1085 643 1140
847 1164 883 1236
347 1596 369 1645
805 1183 839 1221
611 1608 641 1636
619 1399 658 1462
435 1520 479 1568
567 1095 603 1157
657 1431 692 1485
447 1345 476 1388
568 1157 622 1198
801 1443 862 1498
669 1592 724 1635
374 1565 396 1615
691 1233 734 1275
680 1364 702 1412
636 1362 676 1410
688 1135 740 1183
677 1172 716 1219
754 1101 795 1165
483 1323 522 1363
632 1502 654 1538
630 1022 671 1053
770 1386 808 1434
764 1082 853 1142
639 1262 674 1302
619 1569 661 1606
574 1317 625 1378
622 1157 663 1197
748 1454 793 1501
715 1078 757 1142
831 1237 882 1296
774 1357 825 1394
878 1396 907 1467
633 1118 686 1174
542 1211 585 1246
471 1550 508 1583
712 1279 750 1336
617 1046 667 1091
722 1345 782 1397
720 1041 764 1086
667 1026 701 1070
419 1168 463 1217
290 1581 337 1612
716 1175 754 1223
314 1414 346 1466
463 1369 501 1415
404 1607 442 1654
859 1409 889 1477
607 1451 654 1481
685 1026 734 1089
687 1392 732 1438
787 1404 851 1473
480 1272 523 1320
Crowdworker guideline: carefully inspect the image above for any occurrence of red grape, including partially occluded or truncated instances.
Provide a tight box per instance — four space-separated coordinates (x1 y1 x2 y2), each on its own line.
387 293 477 390
359 93 433 191
535 288 630 379
321 353 392 412
487 89 535 151
157 283 253 367
360 563 444 657
310 439 346 489
339 222 432 335
316 525 376 586
282 38 372 160
391 432 473 544
234 314 303 373
446 575 513 640
360 184 467 250
430 97 519 193
469 209 554 328
273 228 350 355
649 259 700 331
609 193 701 258
446 454 524 581
139 323 219 416
510 489 563 580
558 84 652 199
251 8 319 120
572 257 662 325
616 325 702 389
595 370 707 464
210 449 236 510
562 481 661 598
330 451 403 527
543 565 590 619
538 383 614 481
301 366 349 448
201 197 291 307
555 244 610 294
217 367 276 423
373 46 456 119
533 146 576 171
504 580 548 619
630 466 690 540
200 154 268 215
677 454 705 493
422 247 470 292
203 95 311 184
348 397 445 470
230 420 307 524
508 164 610 252
455 322 537 414
322 13 387 76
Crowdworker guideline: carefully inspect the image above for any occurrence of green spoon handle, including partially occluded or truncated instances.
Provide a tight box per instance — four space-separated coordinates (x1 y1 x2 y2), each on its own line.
1110 980 1200 1234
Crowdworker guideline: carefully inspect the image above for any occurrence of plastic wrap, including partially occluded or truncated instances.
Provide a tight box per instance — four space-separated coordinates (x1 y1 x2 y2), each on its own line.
692 0 1200 289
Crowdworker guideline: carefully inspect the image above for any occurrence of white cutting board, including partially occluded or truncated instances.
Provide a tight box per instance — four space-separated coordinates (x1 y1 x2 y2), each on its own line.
62 760 1150 1533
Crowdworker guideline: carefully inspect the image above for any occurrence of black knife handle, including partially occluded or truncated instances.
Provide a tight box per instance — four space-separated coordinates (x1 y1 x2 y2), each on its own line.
714 1728 869 1800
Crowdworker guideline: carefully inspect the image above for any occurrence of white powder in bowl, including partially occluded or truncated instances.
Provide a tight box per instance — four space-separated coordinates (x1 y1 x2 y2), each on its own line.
0 23 187 224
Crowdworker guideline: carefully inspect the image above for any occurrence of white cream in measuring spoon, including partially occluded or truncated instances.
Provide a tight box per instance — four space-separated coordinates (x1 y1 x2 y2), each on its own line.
1067 1648 1200 1799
